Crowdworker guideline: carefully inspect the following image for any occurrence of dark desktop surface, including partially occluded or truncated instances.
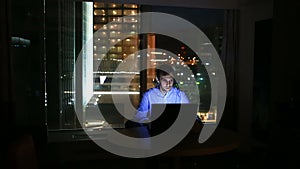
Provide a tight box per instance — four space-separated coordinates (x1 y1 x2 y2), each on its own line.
45 128 299 169
43 122 242 168
4 123 300 169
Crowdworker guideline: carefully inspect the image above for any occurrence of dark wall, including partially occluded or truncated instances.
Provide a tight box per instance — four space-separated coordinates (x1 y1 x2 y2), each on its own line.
252 19 272 140
271 0 300 127
268 0 300 152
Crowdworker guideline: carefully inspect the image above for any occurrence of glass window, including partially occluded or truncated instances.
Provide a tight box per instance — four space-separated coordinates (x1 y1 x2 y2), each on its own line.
46 1 141 130
146 6 225 123
45 2 224 130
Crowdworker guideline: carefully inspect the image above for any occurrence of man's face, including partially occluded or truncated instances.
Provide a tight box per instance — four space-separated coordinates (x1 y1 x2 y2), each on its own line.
159 74 174 94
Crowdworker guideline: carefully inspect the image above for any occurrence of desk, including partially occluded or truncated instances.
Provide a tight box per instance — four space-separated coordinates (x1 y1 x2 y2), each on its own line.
163 127 241 157
46 125 240 162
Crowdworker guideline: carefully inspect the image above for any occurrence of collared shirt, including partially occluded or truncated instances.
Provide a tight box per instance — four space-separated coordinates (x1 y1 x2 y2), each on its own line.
134 86 190 123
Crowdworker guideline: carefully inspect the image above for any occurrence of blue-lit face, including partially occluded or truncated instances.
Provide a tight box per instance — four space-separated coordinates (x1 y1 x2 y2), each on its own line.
159 74 174 94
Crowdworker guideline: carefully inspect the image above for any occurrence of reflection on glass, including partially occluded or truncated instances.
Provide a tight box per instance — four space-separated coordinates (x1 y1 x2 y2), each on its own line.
46 2 224 130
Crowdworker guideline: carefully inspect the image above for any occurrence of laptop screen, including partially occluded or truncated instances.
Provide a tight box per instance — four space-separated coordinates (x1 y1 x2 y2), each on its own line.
149 103 198 136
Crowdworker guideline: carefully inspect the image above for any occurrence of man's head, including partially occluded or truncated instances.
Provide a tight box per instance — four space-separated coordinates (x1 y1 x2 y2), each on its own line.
156 64 176 94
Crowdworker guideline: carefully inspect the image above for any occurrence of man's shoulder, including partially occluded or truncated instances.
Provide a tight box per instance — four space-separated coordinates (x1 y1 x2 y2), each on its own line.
144 87 159 95
171 87 182 93
171 87 187 95
146 87 159 92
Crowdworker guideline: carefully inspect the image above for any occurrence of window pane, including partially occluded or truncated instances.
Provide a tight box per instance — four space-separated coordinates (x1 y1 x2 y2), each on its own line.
87 3 141 128
46 1 141 130
148 6 225 124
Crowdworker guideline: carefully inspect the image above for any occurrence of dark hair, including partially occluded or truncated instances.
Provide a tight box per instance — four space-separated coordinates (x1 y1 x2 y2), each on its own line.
156 64 175 79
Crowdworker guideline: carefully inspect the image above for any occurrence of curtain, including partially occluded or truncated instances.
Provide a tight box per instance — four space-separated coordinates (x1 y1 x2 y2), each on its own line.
220 9 239 130
0 0 14 167
0 0 14 133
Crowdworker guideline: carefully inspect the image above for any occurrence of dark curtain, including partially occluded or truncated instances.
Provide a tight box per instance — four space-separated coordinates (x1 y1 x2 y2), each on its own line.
0 0 14 167
220 9 239 130
0 0 14 136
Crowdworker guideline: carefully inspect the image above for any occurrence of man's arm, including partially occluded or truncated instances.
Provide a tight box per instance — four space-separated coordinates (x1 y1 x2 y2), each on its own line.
134 92 150 123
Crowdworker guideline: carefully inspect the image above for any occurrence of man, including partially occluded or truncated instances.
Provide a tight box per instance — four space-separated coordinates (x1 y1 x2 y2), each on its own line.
134 64 190 123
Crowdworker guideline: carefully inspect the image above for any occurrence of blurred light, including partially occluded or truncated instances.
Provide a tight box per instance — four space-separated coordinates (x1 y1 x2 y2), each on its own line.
94 91 139 95
150 51 163 55
150 59 168 62
64 91 75 94
201 42 212 45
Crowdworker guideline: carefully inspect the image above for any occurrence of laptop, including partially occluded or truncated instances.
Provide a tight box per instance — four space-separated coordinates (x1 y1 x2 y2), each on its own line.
148 103 199 136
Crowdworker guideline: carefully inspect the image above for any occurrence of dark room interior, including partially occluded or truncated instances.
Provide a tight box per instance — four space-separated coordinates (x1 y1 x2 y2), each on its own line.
1 0 300 168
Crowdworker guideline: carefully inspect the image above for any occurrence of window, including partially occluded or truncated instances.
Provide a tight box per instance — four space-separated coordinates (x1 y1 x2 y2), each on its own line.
46 1 141 130
45 1 225 130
